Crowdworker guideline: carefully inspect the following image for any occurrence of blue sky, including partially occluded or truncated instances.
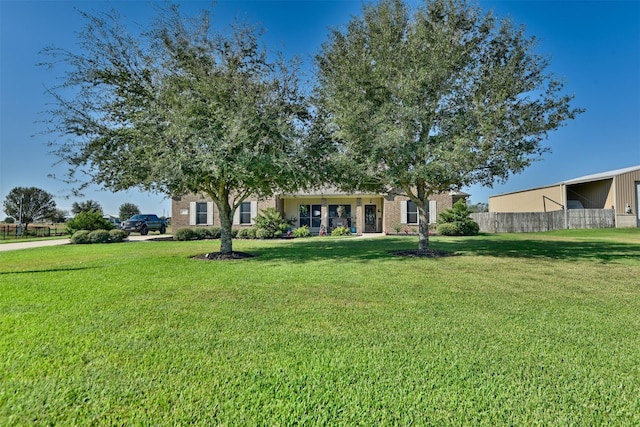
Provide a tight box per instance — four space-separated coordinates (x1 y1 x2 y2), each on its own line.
1 0 639 217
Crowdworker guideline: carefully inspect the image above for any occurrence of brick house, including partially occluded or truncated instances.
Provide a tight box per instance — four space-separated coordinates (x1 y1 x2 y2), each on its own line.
171 188 468 235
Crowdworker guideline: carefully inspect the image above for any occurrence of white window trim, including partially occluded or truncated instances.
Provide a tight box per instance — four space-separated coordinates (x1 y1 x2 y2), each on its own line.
189 202 197 226
250 201 258 225
400 201 407 224
429 200 437 224
233 207 240 225
190 201 214 226
233 201 258 225
402 200 420 225
206 202 214 225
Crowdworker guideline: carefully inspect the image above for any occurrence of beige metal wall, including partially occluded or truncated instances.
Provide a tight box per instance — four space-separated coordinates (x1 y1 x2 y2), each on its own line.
489 185 564 213
615 169 640 212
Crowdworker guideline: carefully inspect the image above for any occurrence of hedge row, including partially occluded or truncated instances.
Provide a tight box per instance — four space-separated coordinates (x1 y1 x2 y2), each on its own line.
70 229 127 244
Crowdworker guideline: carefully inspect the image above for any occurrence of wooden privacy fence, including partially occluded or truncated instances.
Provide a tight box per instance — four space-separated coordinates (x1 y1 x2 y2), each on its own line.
470 209 616 233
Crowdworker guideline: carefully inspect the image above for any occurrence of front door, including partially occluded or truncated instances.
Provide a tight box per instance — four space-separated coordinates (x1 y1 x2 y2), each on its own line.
365 205 377 233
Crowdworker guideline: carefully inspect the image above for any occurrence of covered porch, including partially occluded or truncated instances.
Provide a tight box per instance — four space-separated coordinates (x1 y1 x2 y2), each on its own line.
278 192 384 235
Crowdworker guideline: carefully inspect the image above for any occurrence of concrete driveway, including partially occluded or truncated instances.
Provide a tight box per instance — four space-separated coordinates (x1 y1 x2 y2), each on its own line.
0 234 166 252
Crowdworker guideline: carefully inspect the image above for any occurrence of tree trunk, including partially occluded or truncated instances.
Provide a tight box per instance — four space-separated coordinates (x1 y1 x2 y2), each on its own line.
418 202 430 253
216 200 234 255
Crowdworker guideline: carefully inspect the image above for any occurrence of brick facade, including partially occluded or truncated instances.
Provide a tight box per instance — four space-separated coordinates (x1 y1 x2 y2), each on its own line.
172 190 467 234
171 194 278 230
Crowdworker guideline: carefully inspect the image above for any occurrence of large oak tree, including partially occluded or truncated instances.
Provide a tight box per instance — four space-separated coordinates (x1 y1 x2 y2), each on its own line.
315 0 583 252
42 5 309 254
3 187 57 232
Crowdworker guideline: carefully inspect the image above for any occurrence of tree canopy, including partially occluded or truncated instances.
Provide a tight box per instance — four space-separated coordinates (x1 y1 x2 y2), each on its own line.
42 4 310 254
2 187 57 230
71 200 103 215
119 203 140 221
315 0 583 251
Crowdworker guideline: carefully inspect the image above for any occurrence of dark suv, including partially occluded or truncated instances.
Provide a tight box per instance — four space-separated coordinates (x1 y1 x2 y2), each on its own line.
121 214 166 235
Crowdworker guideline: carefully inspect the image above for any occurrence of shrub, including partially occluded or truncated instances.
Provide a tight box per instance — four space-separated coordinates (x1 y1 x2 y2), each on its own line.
230 228 239 238
393 223 403 235
174 228 197 241
89 229 111 244
109 229 127 242
331 226 351 236
437 221 480 236
254 207 288 239
4 217 15 224
193 227 212 239
70 230 91 244
237 227 257 239
437 199 480 236
436 223 458 236
255 228 272 239
293 225 311 238
461 221 480 235
66 210 114 235
208 227 221 239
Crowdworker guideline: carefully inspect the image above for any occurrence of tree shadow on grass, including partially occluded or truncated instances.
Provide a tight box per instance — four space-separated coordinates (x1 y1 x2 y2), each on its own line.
431 236 640 264
248 237 407 264
0 266 98 275
242 235 640 265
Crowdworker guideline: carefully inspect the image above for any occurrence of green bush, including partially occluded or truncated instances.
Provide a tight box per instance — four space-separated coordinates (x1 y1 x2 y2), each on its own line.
436 223 458 236
174 228 197 241
437 199 480 236
255 228 272 239
293 225 311 238
230 228 239 238
208 227 221 239
70 230 91 244
193 227 212 239
237 227 257 239
89 229 111 244
66 210 114 235
254 207 288 239
331 226 351 236
462 221 480 235
437 221 480 236
109 229 127 242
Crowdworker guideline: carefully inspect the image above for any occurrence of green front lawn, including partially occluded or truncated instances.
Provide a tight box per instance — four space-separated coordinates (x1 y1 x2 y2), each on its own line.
1 230 639 425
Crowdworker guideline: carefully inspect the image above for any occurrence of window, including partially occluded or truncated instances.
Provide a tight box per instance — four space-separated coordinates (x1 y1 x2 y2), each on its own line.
406 200 418 224
233 201 257 225
196 202 208 225
240 202 252 224
401 200 435 224
299 204 321 228
329 204 352 228
189 201 213 226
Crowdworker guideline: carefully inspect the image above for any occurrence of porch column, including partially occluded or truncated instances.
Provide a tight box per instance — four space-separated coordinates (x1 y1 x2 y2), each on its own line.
356 198 362 235
321 198 328 230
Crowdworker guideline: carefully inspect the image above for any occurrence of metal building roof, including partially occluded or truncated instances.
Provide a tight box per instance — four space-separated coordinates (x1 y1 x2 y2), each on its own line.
491 165 640 198
559 165 640 185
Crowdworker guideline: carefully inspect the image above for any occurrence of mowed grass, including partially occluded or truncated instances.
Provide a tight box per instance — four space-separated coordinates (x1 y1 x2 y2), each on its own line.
1 229 639 425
